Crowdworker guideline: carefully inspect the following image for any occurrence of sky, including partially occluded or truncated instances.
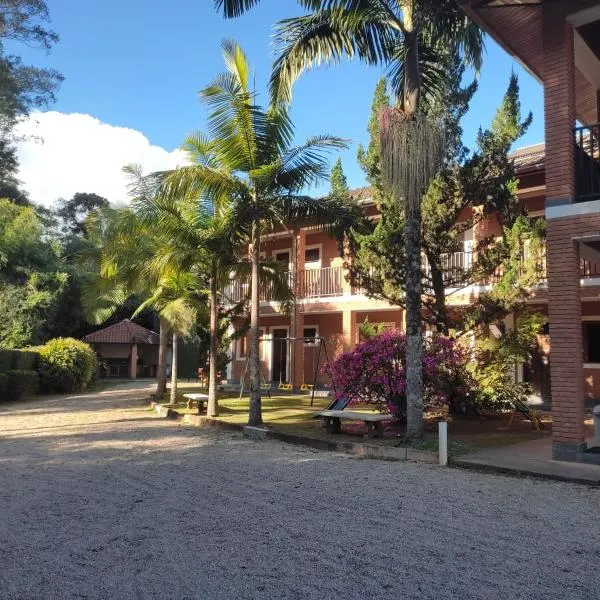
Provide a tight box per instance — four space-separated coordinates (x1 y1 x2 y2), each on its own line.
13 0 545 207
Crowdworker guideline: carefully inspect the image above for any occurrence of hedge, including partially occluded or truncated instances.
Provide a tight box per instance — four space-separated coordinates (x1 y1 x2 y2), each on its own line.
37 338 97 393
5 370 38 400
0 349 40 374
0 373 8 398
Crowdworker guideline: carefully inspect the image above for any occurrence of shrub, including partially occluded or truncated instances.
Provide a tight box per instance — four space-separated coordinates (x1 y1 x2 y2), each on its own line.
0 349 40 373
5 369 38 400
0 373 8 398
13 350 39 371
328 329 470 416
0 349 15 373
37 338 97 393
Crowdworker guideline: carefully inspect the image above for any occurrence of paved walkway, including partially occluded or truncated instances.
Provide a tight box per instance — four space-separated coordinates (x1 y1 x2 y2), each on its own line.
454 436 600 485
1 386 600 599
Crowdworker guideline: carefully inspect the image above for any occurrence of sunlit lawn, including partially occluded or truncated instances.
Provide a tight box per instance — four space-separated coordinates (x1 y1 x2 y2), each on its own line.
159 381 553 456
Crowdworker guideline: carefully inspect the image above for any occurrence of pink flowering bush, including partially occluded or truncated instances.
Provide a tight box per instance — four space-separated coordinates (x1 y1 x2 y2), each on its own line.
327 329 470 416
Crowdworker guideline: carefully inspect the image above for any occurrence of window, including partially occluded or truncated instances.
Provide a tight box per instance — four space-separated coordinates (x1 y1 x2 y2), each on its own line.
305 246 320 264
275 251 290 264
585 323 600 363
303 326 319 346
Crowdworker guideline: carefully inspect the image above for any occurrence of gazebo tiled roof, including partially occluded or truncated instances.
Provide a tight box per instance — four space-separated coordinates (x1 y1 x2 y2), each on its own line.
83 319 160 345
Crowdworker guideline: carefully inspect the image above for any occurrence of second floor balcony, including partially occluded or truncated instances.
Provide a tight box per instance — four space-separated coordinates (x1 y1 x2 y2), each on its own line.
222 249 600 305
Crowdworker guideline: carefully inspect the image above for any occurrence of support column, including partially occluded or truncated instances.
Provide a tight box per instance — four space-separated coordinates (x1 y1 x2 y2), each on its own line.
342 310 357 353
547 229 585 460
129 343 138 379
543 3 576 207
290 228 306 391
543 7 585 460
292 311 305 390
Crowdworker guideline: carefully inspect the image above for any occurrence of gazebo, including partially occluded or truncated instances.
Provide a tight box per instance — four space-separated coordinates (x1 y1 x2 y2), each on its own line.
83 319 170 379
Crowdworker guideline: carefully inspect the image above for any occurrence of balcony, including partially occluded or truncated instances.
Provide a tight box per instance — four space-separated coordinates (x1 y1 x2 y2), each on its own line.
222 267 345 303
298 266 344 298
222 251 600 305
575 123 600 202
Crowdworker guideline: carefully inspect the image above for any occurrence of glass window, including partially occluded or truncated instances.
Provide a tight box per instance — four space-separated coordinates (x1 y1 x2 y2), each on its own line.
303 327 318 345
305 247 320 263
586 323 600 363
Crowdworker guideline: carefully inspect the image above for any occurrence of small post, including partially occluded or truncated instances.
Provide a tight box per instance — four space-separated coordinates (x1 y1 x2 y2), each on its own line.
438 421 448 466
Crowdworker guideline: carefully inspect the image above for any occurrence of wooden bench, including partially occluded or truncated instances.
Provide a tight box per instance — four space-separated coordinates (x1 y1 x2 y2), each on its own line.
183 393 209 413
314 410 393 438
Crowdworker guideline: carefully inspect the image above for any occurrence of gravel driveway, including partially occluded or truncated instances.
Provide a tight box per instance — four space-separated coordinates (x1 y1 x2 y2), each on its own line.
1 385 599 600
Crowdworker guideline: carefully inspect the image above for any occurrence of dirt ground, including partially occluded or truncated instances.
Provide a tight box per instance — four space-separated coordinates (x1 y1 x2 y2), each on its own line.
1 384 599 600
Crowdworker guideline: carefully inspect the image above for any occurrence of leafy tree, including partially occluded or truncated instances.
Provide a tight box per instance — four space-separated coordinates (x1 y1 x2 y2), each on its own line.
349 73 542 337
55 192 110 236
329 157 349 200
0 198 83 347
0 0 63 191
216 0 484 439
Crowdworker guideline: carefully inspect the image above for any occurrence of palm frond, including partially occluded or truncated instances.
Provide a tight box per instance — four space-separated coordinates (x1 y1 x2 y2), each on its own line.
271 7 397 104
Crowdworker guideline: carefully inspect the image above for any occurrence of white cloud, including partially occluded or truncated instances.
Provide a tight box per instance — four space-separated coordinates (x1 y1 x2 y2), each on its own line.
14 111 187 206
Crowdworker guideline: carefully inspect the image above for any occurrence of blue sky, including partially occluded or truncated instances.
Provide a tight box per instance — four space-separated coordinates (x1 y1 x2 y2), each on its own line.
15 0 545 204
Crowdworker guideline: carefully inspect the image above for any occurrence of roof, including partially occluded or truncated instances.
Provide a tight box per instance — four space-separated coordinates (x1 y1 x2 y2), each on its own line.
511 143 545 173
345 144 546 202
349 186 375 205
83 319 161 345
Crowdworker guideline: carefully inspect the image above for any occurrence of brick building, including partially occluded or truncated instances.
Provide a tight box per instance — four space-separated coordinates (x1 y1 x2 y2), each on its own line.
461 0 600 463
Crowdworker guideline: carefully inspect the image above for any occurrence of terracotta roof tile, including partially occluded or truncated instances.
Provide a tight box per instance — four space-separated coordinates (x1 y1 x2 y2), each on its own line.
83 319 160 345
511 143 545 173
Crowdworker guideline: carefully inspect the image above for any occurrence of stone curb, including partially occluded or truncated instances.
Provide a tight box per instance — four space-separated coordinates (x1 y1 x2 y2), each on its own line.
450 458 600 487
166 407 437 463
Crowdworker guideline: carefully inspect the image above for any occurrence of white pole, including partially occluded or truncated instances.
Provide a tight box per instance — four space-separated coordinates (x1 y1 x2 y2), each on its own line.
438 421 448 466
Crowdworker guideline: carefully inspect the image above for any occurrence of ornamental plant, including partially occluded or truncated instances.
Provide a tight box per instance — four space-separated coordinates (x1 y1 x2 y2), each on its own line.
36 337 97 393
328 329 469 416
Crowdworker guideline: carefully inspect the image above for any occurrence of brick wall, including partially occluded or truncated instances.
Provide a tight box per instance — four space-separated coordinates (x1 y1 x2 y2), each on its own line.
543 2 576 203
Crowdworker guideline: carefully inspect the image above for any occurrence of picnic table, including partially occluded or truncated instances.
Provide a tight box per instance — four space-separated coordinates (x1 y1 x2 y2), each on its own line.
314 410 393 438
183 393 209 413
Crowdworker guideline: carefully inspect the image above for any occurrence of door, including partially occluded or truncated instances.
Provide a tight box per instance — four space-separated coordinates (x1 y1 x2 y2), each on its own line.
271 328 288 383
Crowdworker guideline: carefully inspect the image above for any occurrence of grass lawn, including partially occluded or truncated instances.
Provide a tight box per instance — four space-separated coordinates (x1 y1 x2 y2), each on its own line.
160 382 553 457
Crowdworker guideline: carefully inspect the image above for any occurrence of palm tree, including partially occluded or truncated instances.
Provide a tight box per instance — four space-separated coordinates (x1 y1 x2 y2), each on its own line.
215 0 483 439
128 153 295 418
167 40 356 426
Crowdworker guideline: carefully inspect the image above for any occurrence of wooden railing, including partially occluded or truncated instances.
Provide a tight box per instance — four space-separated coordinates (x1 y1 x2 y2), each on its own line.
299 266 344 298
222 253 600 304
575 123 600 201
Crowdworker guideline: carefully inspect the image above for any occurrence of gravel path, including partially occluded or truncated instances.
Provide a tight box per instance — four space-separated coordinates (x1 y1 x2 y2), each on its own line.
1 386 599 600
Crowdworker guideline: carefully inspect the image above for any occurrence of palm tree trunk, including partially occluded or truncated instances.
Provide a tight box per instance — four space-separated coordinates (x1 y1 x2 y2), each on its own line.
156 316 168 398
170 331 178 404
403 0 423 440
248 220 263 426
207 261 219 417
404 195 424 439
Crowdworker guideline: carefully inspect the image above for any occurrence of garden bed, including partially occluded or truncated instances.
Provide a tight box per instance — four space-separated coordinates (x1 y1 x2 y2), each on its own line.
164 384 551 457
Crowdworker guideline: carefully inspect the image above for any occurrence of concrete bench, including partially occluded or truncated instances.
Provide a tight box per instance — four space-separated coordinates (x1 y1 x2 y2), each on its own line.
183 393 209 413
314 410 393 438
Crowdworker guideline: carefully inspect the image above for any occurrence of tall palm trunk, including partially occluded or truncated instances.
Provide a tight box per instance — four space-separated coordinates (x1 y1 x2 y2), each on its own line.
207 260 219 416
156 316 168 397
248 219 263 426
170 331 178 404
402 1 424 440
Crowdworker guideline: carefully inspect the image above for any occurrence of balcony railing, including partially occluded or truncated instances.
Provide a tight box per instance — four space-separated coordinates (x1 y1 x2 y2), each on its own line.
222 253 600 304
575 123 600 202
299 266 344 298
222 272 295 304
